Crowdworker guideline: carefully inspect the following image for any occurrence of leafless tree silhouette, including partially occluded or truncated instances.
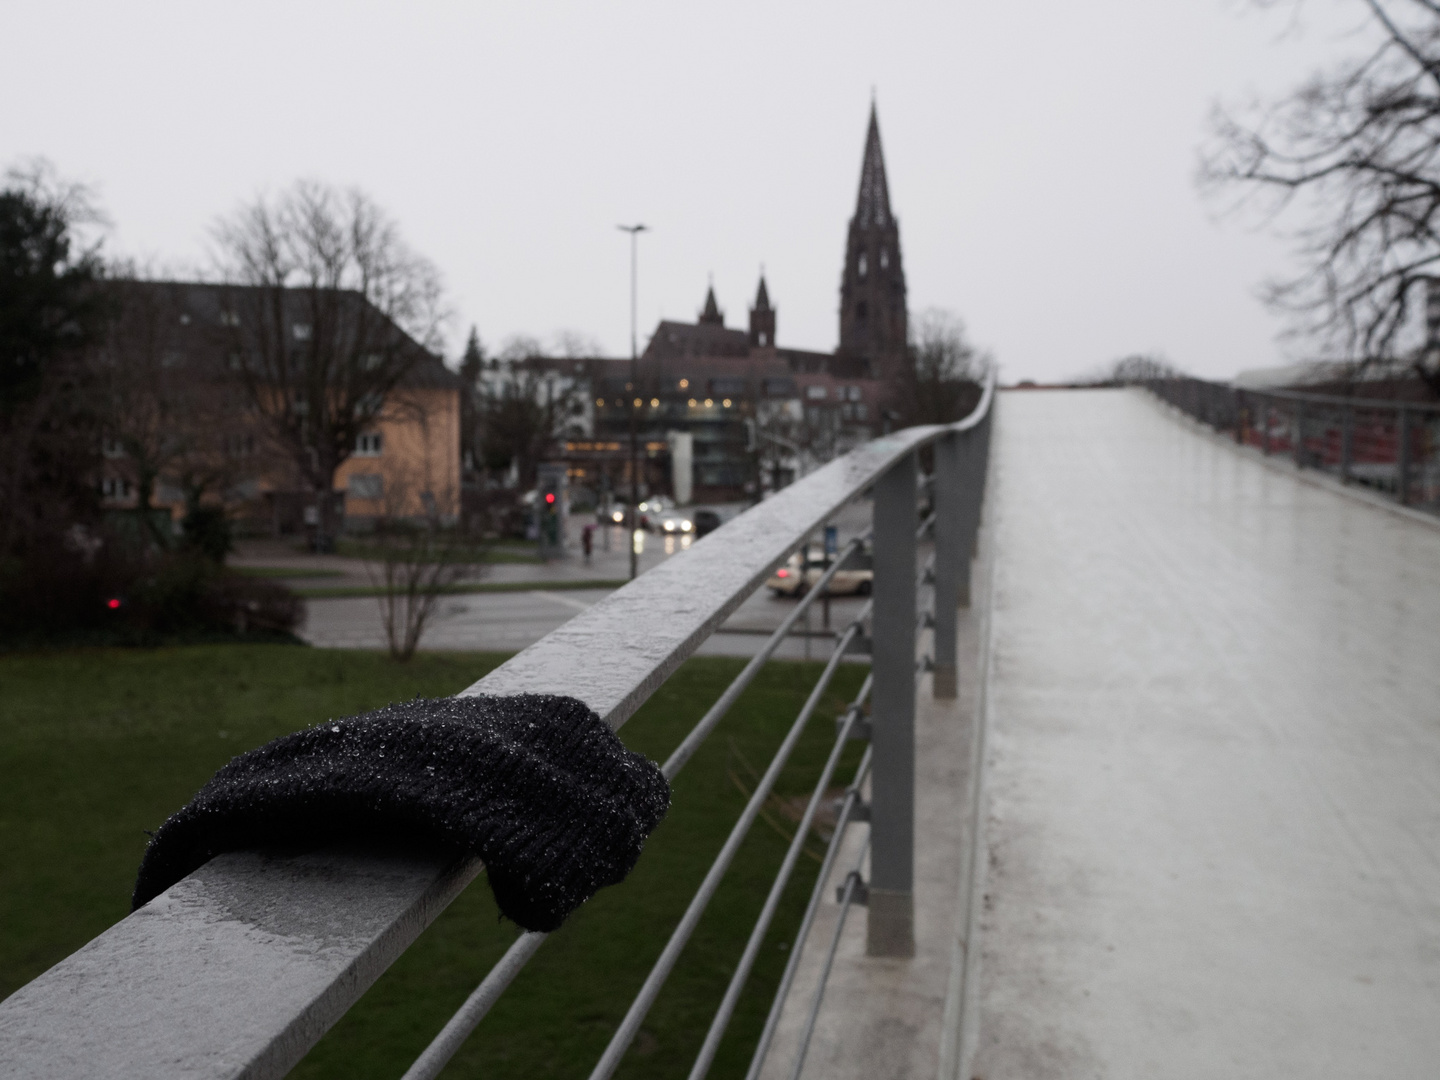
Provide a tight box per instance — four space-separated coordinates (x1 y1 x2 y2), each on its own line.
1203 0 1440 392
211 181 446 548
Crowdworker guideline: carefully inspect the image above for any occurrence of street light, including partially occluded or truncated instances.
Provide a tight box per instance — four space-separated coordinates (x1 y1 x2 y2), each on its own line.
618 223 648 581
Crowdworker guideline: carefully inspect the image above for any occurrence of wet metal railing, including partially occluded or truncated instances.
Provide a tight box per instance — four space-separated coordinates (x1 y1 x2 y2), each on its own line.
0 372 994 1079
1146 376 1440 513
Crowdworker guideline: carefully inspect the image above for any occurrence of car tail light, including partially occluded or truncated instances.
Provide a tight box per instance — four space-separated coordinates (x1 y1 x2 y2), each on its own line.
776 569 788 578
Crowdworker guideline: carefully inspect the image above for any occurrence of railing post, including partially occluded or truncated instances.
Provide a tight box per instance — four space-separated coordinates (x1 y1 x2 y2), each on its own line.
868 449 917 958
1261 399 1271 455
932 431 964 699
1398 407 1411 504
1340 405 1354 483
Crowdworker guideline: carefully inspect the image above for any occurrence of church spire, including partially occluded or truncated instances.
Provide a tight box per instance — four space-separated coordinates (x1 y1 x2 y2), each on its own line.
698 284 724 326
838 102 907 377
749 272 775 348
854 103 893 230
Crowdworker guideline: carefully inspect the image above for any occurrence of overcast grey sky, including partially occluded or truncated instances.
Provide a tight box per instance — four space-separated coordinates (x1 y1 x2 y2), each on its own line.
3 1 1364 381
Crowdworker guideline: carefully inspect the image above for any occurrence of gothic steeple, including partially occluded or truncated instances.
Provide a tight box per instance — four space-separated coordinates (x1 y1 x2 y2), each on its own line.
749 273 775 348
698 284 724 326
838 103 907 379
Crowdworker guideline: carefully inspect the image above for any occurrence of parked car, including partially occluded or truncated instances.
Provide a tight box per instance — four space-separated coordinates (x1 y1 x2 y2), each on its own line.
692 508 722 537
766 544 873 597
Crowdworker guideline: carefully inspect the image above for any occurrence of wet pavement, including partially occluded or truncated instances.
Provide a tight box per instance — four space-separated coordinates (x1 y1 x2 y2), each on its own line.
290 501 876 659
970 388 1440 1077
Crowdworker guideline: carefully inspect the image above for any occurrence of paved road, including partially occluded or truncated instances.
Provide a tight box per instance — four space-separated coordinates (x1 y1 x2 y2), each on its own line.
299 500 877 659
973 389 1440 1077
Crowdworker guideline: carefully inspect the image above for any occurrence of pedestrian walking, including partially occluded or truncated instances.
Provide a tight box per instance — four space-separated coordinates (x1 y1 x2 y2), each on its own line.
581 523 594 562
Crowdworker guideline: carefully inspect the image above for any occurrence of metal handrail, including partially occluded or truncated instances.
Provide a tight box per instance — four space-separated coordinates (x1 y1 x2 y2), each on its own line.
1145 375 1440 511
0 369 995 1079
403 540 875 1080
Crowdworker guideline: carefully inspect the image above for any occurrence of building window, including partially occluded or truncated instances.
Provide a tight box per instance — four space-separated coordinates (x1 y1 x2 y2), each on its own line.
880 248 889 270
856 301 868 321
855 404 868 421
293 323 312 341
101 476 130 499
348 473 383 500
757 331 768 346
360 353 383 370
219 310 240 327
858 252 868 279
806 385 828 400
355 432 383 456
102 436 126 459
847 386 862 402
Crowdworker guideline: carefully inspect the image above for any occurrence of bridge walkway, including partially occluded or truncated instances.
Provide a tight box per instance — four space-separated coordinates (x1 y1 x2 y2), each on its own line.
971 388 1440 1077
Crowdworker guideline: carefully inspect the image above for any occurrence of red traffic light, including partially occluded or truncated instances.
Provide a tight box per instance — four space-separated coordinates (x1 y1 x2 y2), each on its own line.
545 492 556 504
106 598 122 610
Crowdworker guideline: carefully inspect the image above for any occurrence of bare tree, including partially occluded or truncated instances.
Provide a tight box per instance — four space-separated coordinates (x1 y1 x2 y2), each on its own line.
362 468 483 661
211 180 446 549
901 308 990 425
1203 0 1440 393
474 336 584 489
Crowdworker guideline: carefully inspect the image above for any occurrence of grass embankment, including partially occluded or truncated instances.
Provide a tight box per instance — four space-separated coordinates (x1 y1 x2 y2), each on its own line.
0 646 864 1079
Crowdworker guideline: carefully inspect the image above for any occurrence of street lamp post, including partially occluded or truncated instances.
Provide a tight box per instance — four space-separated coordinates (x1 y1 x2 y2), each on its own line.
618 223 648 580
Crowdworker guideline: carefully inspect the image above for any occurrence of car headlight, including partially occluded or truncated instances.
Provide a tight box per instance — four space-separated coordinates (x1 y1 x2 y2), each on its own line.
681 520 692 531
612 511 623 523
664 520 675 532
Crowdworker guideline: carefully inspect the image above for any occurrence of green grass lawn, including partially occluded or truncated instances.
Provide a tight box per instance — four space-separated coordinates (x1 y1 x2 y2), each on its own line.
0 645 865 1079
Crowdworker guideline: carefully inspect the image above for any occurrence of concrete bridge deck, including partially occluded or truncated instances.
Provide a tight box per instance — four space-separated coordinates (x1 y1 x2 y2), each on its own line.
972 388 1440 1077
767 387 1440 1079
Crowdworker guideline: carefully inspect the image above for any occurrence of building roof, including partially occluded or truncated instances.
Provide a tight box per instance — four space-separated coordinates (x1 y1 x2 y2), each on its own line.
643 319 752 361
108 279 459 390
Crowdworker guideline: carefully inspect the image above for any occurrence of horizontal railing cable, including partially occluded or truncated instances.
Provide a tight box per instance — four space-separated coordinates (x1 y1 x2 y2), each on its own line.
743 745 873 1080
399 537 872 1080
400 930 546 1080
661 536 868 779
684 672 876 1080
784 834 872 1080
585 619 866 1080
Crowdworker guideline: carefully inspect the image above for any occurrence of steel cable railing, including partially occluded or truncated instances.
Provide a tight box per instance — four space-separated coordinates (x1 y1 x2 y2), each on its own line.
0 372 993 1080
402 537 872 1080
783 835 872 1080
742 745 873 1080
684 673 875 1080
1145 376 1440 512
585 616 866 1080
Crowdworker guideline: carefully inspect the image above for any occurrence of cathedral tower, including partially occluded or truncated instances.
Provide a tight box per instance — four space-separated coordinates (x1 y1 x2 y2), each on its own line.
749 274 775 348
838 104 907 378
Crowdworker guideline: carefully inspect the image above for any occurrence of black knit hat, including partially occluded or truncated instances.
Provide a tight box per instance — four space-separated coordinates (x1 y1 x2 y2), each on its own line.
132 694 670 932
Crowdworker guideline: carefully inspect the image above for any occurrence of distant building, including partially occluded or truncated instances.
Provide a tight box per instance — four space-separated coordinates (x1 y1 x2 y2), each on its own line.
579 104 911 503
96 280 461 535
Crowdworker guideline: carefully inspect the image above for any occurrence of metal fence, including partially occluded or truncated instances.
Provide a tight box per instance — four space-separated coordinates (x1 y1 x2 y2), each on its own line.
1147 376 1440 512
0 373 995 1080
